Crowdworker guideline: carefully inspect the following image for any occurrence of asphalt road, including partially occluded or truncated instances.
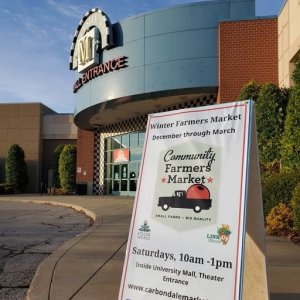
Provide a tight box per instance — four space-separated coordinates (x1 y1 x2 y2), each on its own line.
0 201 92 300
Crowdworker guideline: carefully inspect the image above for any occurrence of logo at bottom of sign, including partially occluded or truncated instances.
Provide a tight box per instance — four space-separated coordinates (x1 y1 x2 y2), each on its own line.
207 224 232 245
137 220 151 240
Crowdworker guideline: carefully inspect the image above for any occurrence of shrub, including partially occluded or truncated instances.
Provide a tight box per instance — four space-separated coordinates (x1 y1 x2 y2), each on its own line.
256 83 289 170
5 144 28 193
59 145 77 193
238 80 261 102
291 183 300 234
0 183 14 194
47 187 71 195
281 86 300 171
292 53 300 86
262 169 300 219
266 203 294 236
52 144 65 188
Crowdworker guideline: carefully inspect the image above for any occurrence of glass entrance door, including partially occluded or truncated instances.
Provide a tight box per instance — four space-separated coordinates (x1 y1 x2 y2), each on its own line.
112 162 139 196
120 163 128 192
105 130 145 196
129 162 139 192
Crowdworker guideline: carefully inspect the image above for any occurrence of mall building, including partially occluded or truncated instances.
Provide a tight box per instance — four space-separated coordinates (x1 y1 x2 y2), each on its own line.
0 0 299 194
0 103 77 192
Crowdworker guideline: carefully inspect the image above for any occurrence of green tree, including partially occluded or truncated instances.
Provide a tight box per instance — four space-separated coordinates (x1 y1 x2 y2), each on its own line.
5 144 28 193
292 53 300 86
281 85 300 170
238 80 261 102
255 83 289 172
59 145 77 193
52 144 65 188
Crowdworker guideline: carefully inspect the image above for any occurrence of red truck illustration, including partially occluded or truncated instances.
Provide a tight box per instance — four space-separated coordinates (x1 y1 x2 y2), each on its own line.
158 184 212 213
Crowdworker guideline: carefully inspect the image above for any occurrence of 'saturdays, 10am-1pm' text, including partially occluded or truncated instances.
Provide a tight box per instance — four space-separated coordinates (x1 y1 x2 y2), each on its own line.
132 246 233 286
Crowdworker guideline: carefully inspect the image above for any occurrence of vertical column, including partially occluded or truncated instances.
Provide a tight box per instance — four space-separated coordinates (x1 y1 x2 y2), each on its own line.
93 129 101 195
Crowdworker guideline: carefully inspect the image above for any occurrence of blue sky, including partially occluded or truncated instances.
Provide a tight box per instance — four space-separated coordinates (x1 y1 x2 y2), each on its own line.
0 0 285 113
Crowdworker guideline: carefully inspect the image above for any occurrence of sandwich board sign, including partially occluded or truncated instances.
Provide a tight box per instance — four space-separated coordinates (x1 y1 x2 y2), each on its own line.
119 100 268 300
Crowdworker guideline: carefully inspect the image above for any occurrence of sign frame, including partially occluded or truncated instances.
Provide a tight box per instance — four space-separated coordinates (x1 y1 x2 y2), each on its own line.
119 100 268 300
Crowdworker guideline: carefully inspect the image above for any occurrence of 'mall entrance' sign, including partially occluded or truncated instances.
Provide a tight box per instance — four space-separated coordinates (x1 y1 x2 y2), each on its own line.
119 101 255 300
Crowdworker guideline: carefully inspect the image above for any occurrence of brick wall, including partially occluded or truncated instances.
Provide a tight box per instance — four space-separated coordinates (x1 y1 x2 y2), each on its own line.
218 18 278 103
76 128 94 183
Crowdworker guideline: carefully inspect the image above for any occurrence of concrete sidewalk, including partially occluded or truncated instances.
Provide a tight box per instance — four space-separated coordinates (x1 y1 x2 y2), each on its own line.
0 195 299 300
266 235 300 300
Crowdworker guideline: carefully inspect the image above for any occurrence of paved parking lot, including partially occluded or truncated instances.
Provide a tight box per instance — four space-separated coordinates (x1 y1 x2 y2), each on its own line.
0 201 92 299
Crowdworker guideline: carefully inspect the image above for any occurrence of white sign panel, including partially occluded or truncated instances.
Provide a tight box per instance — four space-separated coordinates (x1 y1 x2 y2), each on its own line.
119 101 252 300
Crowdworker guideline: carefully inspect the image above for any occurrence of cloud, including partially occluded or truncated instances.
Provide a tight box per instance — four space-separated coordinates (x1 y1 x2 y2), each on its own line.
19 15 48 39
47 0 85 19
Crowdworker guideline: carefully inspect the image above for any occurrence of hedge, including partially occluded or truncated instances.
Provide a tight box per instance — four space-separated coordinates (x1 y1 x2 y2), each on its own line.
256 83 288 169
292 53 300 85
262 169 300 219
5 144 28 193
291 183 300 234
52 144 65 188
281 86 300 171
59 145 77 193
238 80 261 102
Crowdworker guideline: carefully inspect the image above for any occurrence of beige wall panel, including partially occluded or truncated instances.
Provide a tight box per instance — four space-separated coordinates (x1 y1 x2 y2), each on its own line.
0 105 9 117
278 31 283 59
22 104 41 116
278 3 288 30
283 53 291 86
278 0 300 88
278 3 288 87
0 129 8 141
7 129 21 140
0 117 8 128
0 142 9 154
8 117 22 129
20 128 40 141
22 117 40 129
284 75 290 87
289 35 300 61
9 104 22 116
282 23 289 54
289 1 300 48
19 142 39 155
